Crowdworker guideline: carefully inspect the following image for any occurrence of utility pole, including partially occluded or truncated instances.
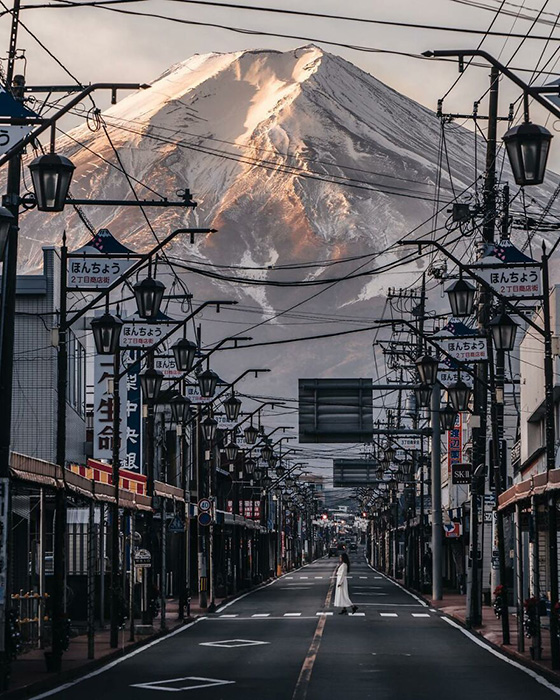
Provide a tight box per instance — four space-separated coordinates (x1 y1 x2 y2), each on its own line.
467 64 499 627
431 384 442 601
0 0 22 685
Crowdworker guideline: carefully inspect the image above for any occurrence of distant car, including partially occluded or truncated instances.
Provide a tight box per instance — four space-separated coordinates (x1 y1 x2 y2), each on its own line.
350 543 357 552
328 546 337 558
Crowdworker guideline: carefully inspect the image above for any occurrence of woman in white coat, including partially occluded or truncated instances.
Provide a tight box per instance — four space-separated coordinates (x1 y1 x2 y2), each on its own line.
334 552 357 615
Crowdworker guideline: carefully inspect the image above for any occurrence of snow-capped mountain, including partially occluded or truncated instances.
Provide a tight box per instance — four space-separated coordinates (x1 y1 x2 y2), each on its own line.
15 45 559 399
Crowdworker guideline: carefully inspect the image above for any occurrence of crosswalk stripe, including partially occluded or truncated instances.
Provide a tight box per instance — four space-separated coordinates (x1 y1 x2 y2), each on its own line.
219 614 238 618
380 613 398 617
284 613 302 617
412 613 431 618
359 576 368 579
252 614 270 618
314 576 323 579
316 612 334 616
300 576 309 579
349 612 366 616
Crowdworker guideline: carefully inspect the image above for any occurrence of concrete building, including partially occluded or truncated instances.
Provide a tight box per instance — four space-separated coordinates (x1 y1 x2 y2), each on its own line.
12 246 86 464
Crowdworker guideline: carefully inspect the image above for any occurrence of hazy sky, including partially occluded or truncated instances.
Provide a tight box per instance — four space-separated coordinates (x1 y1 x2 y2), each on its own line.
2 0 560 134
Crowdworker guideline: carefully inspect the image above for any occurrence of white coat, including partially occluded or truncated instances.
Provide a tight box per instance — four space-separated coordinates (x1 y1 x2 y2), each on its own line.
334 562 353 608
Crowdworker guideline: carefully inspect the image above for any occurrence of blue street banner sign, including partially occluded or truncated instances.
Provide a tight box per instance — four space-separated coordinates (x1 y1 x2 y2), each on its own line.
0 86 36 155
168 515 185 533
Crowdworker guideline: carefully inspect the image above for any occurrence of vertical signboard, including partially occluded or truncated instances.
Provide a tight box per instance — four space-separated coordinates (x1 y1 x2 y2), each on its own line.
447 413 463 476
93 352 143 472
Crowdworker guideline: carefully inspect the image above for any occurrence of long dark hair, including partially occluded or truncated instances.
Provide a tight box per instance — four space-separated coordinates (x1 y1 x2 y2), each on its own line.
340 551 350 572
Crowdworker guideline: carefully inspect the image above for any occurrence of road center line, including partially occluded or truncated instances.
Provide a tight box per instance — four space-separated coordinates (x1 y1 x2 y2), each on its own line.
291 568 336 700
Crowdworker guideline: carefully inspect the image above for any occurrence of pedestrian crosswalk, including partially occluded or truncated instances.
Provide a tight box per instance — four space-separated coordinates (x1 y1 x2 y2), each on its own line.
216 611 435 619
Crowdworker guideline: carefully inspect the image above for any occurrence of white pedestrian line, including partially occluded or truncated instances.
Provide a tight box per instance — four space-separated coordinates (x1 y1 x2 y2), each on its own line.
374 577 382 579
219 614 238 618
316 612 334 616
200 639 269 648
284 613 302 617
380 613 398 617
411 613 431 618
359 576 368 579
251 614 270 618
349 612 366 616
131 677 235 693
285 576 294 580
314 576 323 579
300 576 309 579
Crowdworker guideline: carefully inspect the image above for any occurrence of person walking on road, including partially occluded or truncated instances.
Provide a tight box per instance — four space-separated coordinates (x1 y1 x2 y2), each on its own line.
334 552 357 615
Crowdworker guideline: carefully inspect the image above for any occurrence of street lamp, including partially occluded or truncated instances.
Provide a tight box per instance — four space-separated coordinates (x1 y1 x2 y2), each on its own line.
170 394 191 424
140 367 163 401
223 394 242 422
201 415 218 442
262 475 273 488
244 422 259 445
384 444 396 463
29 153 75 212
414 383 432 408
439 403 458 432
261 444 274 462
503 121 552 186
416 354 439 385
245 458 256 475
91 312 123 355
0 206 14 259
275 464 286 477
198 368 219 398
171 338 197 373
488 310 518 352
447 378 471 412
133 276 165 320
225 440 239 462
446 277 476 317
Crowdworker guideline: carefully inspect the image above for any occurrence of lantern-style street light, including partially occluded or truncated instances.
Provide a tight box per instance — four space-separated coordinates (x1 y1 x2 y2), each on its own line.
503 121 552 187
244 423 259 445
416 354 439 386
384 444 396 463
446 277 476 317
0 207 14 259
261 444 274 462
488 310 518 352
448 378 471 412
140 367 163 401
29 152 75 212
198 368 220 398
201 415 218 443
414 383 432 409
171 338 198 373
225 441 239 463
224 394 242 422
245 458 256 475
91 312 123 355
133 276 165 320
439 403 458 432
170 394 191 424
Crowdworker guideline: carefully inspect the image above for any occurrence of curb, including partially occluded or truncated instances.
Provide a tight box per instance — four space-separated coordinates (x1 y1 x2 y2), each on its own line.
374 564 560 689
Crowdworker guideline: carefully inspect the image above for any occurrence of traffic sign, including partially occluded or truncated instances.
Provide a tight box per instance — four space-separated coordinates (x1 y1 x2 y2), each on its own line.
198 512 212 527
168 515 185 533
198 498 211 512
134 548 152 568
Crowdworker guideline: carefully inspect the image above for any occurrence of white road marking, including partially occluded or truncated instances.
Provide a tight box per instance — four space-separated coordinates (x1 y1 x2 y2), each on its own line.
252 614 270 618
285 613 302 617
29 618 206 699
380 613 398 617
412 613 431 618
219 614 238 618
199 639 269 648
285 576 294 580
300 576 309 579
316 612 334 616
349 612 366 616
442 617 560 696
314 576 323 579
359 576 368 579
131 676 235 692
374 577 382 580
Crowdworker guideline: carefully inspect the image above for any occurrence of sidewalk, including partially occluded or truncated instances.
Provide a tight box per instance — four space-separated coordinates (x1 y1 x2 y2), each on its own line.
2 596 220 700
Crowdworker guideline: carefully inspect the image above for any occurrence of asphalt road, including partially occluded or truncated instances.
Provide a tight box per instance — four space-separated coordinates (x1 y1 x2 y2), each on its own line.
33 551 560 699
